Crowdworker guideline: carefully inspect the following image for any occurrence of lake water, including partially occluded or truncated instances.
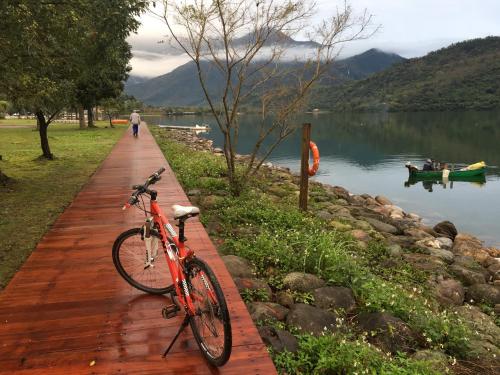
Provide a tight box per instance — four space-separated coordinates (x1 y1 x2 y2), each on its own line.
147 111 500 247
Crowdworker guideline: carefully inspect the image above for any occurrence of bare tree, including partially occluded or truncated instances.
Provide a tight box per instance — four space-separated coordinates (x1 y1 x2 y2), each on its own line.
157 0 375 194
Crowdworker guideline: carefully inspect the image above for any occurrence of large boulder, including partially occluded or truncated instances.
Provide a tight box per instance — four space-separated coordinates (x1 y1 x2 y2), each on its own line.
433 221 458 240
356 312 417 354
248 302 289 321
222 255 253 278
428 248 454 263
331 186 350 201
286 303 337 335
452 234 491 266
449 264 486 286
258 326 299 354
365 218 399 234
466 284 500 305
283 272 325 293
403 253 447 274
404 228 434 240
313 286 356 313
432 278 465 306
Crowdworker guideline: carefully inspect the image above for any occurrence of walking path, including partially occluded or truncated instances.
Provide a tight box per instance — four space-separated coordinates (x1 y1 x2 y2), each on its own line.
0 124 276 374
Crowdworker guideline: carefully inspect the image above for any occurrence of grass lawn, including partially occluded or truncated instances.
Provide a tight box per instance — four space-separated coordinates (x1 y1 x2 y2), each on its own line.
0 123 127 289
0 118 37 126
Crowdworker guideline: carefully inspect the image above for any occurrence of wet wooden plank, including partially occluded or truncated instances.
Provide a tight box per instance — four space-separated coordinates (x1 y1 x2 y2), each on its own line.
0 125 277 374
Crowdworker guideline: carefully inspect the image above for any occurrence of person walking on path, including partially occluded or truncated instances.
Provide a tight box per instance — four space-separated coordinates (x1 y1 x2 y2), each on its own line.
130 110 141 137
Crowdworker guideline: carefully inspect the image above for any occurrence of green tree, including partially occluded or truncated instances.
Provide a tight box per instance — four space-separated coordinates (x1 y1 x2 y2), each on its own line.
0 1 147 158
158 0 374 194
76 0 146 128
0 1 85 158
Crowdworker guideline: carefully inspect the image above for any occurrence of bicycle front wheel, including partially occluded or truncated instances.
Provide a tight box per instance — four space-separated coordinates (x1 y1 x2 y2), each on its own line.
112 228 174 294
186 257 232 366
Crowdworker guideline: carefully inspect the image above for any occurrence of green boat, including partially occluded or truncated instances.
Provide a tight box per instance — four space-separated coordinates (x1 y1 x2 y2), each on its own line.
405 173 486 185
405 161 487 179
406 167 486 179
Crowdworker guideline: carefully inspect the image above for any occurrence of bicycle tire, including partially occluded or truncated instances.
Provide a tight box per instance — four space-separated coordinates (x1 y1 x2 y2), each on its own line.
185 257 232 366
112 228 174 295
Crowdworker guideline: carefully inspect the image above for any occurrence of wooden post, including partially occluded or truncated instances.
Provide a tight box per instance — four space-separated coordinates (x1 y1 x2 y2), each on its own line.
299 123 311 211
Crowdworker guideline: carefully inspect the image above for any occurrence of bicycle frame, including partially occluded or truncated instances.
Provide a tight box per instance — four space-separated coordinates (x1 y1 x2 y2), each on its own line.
148 198 217 316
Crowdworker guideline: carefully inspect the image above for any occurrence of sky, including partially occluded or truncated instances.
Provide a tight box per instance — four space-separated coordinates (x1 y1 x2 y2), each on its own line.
128 0 500 78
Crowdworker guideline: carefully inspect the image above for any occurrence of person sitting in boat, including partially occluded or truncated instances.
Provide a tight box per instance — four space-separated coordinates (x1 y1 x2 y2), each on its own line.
422 159 434 171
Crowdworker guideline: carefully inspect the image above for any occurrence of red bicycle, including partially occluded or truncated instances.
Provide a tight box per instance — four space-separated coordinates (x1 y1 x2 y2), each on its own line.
112 167 232 366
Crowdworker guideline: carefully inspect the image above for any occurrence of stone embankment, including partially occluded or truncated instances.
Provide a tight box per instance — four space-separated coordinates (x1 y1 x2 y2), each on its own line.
165 129 500 367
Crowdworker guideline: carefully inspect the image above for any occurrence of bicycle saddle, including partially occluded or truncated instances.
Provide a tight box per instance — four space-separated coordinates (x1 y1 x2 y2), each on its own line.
172 205 200 219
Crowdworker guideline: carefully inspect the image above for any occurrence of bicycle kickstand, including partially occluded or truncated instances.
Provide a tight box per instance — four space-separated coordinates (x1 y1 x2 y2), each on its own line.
162 314 191 358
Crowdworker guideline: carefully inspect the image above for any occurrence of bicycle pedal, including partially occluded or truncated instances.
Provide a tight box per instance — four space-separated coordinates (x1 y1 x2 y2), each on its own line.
162 304 180 319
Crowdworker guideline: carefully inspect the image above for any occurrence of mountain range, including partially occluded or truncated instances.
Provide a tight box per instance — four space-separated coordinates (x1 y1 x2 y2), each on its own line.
125 48 405 107
319 36 500 111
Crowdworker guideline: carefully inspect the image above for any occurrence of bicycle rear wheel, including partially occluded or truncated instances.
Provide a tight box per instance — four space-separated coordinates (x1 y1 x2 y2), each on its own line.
112 228 174 294
185 257 232 366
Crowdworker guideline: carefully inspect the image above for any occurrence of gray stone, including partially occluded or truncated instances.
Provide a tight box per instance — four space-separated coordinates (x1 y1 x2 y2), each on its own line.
433 221 458 240
222 255 253 278
404 228 433 240
315 210 334 221
286 303 337 335
331 186 350 200
450 264 486 286
213 147 223 153
349 195 366 205
357 312 417 354
258 326 299 354
186 189 202 196
283 272 326 293
433 278 465 306
248 302 289 321
385 234 416 248
428 248 455 263
466 284 500 305
313 286 356 313
403 253 447 273
365 218 399 234
436 237 453 249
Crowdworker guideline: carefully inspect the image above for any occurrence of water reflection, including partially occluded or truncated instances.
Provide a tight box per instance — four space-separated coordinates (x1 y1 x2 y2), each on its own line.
404 175 487 192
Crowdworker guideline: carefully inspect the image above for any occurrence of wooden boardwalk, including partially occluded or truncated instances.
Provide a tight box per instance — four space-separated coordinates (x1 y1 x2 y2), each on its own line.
0 125 277 374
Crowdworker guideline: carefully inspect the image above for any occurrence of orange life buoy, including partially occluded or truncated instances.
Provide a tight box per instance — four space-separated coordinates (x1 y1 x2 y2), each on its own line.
308 141 320 176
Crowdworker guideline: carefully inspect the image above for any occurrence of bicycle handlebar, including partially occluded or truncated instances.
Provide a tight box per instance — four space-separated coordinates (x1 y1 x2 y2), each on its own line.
122 167 166 210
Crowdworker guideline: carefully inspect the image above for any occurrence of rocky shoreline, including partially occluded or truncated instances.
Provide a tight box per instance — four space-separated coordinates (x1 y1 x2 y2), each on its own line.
158 128 500 372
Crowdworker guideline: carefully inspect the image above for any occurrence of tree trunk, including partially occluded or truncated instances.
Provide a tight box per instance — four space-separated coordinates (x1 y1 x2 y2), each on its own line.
86 105 95 127
107 114 114 128
35 111 53 159
78 106 86 129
